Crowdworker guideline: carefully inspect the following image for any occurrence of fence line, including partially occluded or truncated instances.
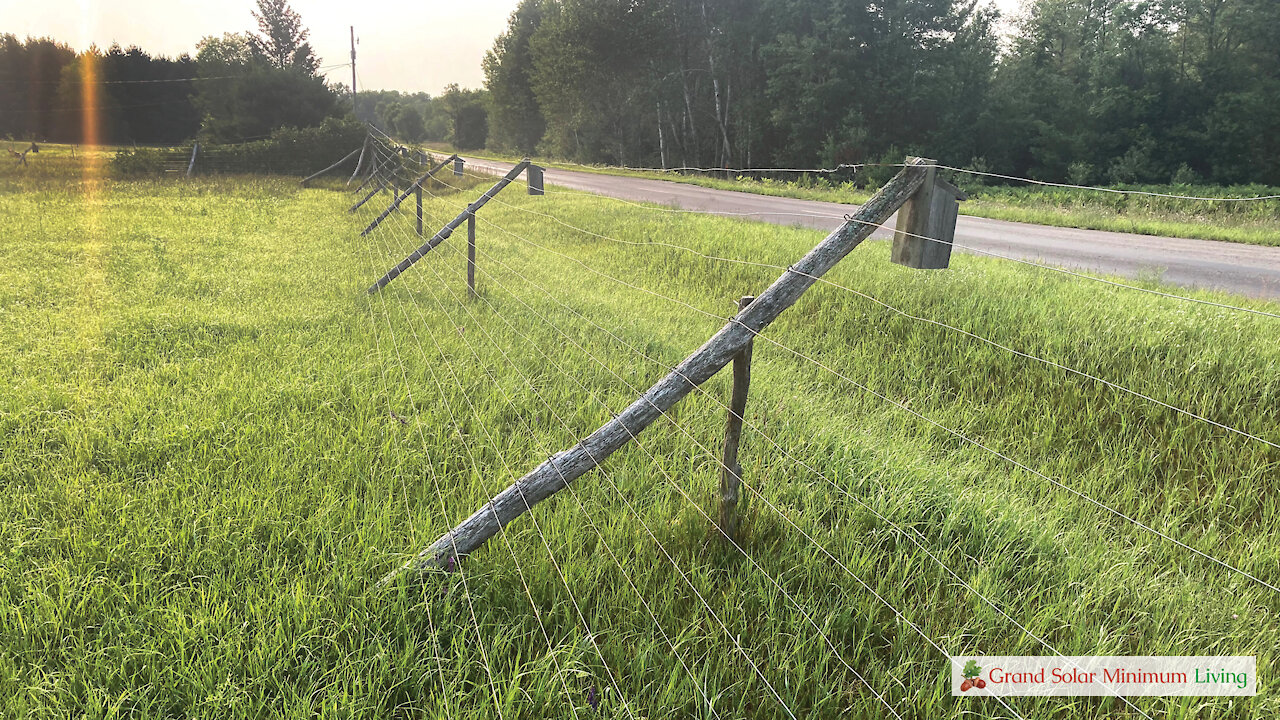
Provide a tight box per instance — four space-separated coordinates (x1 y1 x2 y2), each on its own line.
350 134 1249 712
402 178 1033 718
376 178 924 718
444 196 1277 597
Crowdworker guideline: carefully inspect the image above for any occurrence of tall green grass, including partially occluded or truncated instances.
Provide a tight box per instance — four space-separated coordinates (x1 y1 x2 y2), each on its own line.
0 153 1277 718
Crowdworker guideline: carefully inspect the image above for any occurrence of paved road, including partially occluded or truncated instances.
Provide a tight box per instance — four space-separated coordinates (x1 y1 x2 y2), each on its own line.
456 155 1280 300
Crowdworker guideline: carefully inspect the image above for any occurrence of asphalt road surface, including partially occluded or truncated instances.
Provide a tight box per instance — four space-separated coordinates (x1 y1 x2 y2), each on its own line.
454 155 1280 300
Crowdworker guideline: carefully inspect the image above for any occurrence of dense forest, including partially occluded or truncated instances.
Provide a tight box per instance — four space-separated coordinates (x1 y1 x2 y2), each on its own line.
484 0 1280 185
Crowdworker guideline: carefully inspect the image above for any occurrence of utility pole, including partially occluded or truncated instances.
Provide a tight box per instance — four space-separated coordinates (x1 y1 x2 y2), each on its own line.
350 26 358 120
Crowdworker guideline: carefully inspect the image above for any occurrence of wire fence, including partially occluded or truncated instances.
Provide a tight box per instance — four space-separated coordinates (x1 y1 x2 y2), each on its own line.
330 131 1278 716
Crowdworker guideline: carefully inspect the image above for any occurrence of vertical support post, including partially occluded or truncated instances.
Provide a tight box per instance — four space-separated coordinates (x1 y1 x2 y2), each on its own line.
467 213 477 298
186 142 199 177
719 295 754 544
891 156 965 270
416 184 423 236
527 162 544 196
453 156 464 177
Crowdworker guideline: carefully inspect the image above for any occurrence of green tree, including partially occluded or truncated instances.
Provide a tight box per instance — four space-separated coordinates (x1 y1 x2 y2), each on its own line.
250 0 319 74
483 0 547 153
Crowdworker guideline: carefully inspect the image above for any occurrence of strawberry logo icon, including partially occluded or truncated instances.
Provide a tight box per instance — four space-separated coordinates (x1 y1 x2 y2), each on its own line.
960 660 987 691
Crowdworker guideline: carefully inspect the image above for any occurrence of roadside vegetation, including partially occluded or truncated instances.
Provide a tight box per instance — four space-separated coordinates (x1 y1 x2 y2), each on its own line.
1 152 1276 718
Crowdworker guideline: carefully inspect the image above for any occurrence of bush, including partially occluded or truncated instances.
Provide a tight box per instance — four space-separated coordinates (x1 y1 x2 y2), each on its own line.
195 117 368 176
109 147 169 176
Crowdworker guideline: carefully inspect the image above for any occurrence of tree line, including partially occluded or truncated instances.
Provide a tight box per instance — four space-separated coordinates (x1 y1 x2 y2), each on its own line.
1 1 344 146
483 0 1280 186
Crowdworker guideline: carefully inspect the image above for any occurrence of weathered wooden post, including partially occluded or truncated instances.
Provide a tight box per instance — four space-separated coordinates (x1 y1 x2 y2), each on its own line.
416 184 424 236
891 157 967 269
527 163 544 196
453 156 465 177
301 146 363 187
467 213 477 298
348 135 370 187
719 295 754 544
186 142 199 177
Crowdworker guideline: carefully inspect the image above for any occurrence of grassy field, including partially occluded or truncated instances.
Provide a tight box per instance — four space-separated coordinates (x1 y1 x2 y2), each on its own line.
1 145 1279 718
424 143 1280 247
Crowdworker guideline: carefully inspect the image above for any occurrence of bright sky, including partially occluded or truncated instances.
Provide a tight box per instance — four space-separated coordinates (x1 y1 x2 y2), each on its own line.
3 0 1024 95
2 0 520 95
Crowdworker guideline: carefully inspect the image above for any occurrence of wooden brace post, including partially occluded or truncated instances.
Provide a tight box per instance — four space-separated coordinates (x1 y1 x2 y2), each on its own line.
349 178 387 214
719 295 754 544
374 159 932 587
890 157 967 269
367 160 530 294
301 146 363 187
348 135 370 187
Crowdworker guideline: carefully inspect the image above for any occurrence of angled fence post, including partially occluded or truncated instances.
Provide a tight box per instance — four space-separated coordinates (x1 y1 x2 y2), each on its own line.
301 146 362 187
891 157 967 269
348 135 370 187
350 178 387 213
186 142 199 177
367 160 531 294
375 159 932 586
719 295 754 544
527 163 544 195
416 184 423 236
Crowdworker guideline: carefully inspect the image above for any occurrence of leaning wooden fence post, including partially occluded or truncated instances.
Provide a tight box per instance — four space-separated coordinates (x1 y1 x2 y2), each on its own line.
374 159 931 587
416 184 424 236
719 295 754 544
527 163 544 195
348 135 370 187
186 142 199 177
349 179 387 213
890 157 967 269
300 146 362 187
467 213 477 298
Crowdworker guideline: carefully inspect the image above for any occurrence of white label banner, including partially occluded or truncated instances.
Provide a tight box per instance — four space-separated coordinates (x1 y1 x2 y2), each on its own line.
950 656 1256 696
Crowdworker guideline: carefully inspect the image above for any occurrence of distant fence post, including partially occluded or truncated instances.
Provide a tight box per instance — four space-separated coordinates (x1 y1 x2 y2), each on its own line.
891 156 967 269
454 156 464 177
719 295 754 544
348 136 370 187
416 184 424 236
186 142 199 178
527 163 544 195
467 213 477 298
366 160 531 294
